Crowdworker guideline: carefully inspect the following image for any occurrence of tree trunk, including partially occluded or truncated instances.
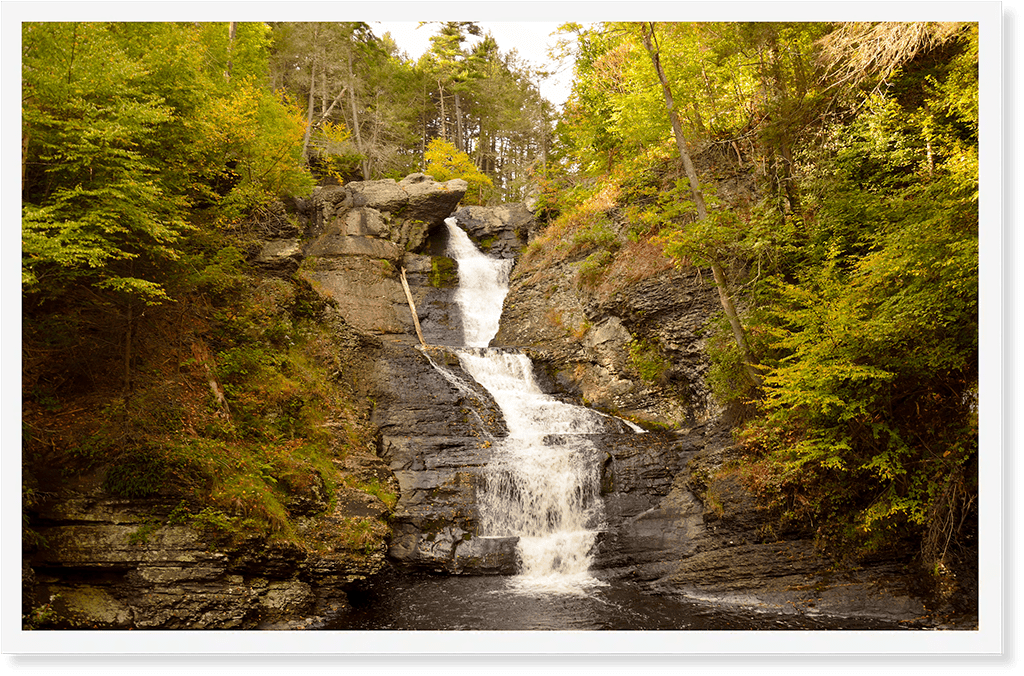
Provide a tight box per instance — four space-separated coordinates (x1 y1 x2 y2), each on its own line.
123 299 133 394
639 23 708 219
400 268 426 347
21 129 29 193
226 22 237 81
347 49 367 179
640 22 761 386
437 80 447 141
454 90 464 152
299 26 321 167
779 141 800 214
300 59 317 166
710 260 760 385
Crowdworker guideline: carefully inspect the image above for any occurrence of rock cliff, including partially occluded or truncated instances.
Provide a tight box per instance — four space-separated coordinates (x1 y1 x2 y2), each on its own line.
290 175 527 574
25 170 949 629
23 173 492 629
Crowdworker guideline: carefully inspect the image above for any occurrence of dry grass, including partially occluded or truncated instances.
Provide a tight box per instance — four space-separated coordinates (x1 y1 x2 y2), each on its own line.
818 22 966 91
517 180 623 280
594 237 676 302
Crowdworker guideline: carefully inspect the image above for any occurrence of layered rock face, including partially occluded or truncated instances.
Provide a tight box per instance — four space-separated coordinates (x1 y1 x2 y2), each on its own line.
494 260 723 426
26 171 935 629
293 177 527 574
28 450 392 629
290 174 469 340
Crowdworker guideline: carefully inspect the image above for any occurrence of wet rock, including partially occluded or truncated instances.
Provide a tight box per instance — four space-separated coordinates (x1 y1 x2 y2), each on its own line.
656 540 928 622
367 341 513 574
450 202 535 258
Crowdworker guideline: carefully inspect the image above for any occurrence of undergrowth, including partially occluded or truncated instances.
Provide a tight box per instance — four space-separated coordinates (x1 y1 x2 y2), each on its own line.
22 220 391 551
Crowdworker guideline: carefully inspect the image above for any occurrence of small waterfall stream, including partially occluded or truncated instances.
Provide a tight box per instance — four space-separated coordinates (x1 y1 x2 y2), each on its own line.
443 217 611 595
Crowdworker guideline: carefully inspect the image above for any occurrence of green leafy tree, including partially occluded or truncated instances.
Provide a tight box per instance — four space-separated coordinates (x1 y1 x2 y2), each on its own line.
22 22 189 303
744 24 978 565
22 22 313 393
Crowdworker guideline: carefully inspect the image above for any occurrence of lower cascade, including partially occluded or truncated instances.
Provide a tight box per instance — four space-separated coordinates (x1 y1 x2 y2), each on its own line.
443 217 618 595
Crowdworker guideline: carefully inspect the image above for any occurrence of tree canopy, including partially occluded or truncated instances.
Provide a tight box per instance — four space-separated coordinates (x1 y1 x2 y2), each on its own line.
540 20 979 569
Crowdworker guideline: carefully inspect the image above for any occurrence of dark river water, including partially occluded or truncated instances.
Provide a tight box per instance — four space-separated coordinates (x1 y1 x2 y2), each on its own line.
326 572 908 631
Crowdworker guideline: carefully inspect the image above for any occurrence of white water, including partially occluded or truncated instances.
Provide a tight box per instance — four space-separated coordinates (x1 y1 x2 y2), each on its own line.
446 219 513 348
444 217 609 596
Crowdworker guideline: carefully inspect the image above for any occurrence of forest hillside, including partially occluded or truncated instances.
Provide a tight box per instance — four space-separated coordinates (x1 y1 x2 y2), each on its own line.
530 20 978 574
21 20 979 628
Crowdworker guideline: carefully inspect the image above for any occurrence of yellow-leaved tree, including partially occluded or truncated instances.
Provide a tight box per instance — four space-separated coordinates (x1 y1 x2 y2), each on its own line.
423 138 493 204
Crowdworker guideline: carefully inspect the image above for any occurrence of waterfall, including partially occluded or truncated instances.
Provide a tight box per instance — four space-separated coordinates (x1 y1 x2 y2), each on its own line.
442 217 609 595
446 220 513 348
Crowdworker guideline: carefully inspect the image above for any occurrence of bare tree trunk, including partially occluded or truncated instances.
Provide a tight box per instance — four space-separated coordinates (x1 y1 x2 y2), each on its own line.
123 300 133 394
300 58 317 166
709 260 759 385
298 26 322 167
454 91 464 152
226 21 237 81
21 129 29 193
321 66 327 115
640 22 761 386
437 80 447 141
318 85 348 125
779 141 800 213
400 268 426 347
347 49 368 180
640 23 708 220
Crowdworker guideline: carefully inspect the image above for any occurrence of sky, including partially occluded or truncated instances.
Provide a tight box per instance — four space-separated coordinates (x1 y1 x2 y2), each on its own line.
373 22 577 109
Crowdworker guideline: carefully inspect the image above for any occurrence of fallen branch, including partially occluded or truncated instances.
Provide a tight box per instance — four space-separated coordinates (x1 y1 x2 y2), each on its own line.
400 267 426 347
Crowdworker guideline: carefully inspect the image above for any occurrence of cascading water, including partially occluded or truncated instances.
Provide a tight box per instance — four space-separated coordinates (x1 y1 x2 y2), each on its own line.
446 220 513 348
326 221 916 630
442 217 610 595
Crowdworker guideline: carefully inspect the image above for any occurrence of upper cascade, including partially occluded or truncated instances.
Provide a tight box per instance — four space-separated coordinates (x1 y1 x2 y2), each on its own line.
445 217 513 347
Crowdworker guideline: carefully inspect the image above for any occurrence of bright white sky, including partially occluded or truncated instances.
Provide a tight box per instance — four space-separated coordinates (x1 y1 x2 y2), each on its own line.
373 22 577 109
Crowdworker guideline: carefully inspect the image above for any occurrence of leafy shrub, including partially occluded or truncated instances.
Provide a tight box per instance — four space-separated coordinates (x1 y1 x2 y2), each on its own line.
628 338 669 383
576 250 613 288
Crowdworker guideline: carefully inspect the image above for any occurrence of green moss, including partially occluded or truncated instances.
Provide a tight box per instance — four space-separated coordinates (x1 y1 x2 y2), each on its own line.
104 455 167 499
628 338 670 383
127 519 161 545
429 256 458 288
577 250 613 288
